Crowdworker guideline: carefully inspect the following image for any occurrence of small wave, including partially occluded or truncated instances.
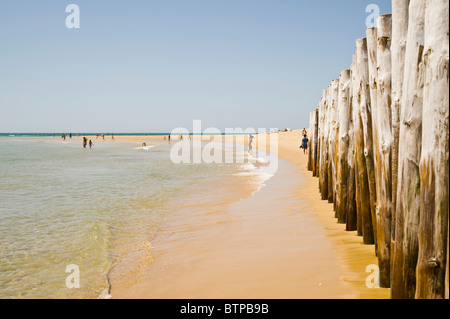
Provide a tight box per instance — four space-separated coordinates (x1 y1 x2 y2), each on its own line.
235 162 274 195
133 146 156 150
9 135 15 137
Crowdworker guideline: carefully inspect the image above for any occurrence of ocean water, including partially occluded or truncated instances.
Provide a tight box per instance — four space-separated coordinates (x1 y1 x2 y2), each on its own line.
0 137 272 299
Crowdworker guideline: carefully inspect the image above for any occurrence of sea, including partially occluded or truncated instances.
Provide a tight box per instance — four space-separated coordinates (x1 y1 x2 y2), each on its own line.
0 134 273 298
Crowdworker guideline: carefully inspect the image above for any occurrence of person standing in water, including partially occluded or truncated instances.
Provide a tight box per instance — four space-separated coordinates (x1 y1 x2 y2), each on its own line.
248 135 254 154
300 134 309 155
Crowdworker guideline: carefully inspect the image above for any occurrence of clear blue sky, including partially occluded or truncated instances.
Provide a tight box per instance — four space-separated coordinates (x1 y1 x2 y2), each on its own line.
0 0 391 133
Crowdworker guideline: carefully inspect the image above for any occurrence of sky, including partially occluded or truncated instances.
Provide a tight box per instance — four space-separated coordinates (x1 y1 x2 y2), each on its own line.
0 0 391 133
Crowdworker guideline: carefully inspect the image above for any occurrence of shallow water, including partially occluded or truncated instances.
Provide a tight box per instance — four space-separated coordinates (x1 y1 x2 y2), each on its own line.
0 137 271 298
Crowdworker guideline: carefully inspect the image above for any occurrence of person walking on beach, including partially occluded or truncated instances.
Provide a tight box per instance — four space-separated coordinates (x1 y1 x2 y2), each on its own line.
62 133 66 141
82 137 87 149
112 134 114 140
89 140 94 149
300 134 309 154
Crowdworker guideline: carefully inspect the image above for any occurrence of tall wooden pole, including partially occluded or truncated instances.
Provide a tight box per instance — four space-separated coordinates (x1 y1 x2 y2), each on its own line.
327 79 339 205
308 111 315 172
355 38 375 244
313 108 319 177
374 13 393 289
390 0 410 248
362 31 379 254
346 57 357 231
336 70 351 224
318 91 329 199
390 0 410 299
416 0 449 299
394 0 426 298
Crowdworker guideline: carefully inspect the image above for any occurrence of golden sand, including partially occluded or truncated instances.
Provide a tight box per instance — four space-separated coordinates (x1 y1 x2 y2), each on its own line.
74 131 389 299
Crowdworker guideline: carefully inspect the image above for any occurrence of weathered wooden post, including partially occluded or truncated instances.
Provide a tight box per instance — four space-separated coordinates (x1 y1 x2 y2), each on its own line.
390 0 410 298
373 13 393 289
313 108 319 177
336 69 351 224
390 0 410 249
367 26 379 175
308 111 315 172
346 57 357 231
319 90 329 200
331 80 340 213
354 39 375 243
361 32 378 251
327 80 339 204
393 0 426 298
416 0 449 299
367 25 382 258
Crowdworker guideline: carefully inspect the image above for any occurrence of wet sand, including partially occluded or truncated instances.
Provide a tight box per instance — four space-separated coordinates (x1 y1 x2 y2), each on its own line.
74 132 389 298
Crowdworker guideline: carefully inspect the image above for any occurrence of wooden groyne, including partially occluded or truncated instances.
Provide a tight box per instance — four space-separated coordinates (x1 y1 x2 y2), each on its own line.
307 0 449 299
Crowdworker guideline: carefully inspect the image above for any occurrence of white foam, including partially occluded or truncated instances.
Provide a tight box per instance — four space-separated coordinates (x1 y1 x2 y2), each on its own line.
133 146 156 150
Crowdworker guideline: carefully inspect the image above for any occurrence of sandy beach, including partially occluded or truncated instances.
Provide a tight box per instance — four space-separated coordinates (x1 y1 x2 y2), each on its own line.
79 131 390 299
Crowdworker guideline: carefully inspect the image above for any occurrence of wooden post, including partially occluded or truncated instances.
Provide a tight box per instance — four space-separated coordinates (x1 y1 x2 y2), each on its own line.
373 13 393 289
336 69 351 224
319 90 329 200
331 80 340 213
416 0 449 299
367 26 379 175
390 0 410 247
362 32 378 251
308 111 315 172
313 108 319 177
394 0 426 299
354 38 375 244
367 26 381 259
327 80 339 204
390 0 410 299
346 57 357 231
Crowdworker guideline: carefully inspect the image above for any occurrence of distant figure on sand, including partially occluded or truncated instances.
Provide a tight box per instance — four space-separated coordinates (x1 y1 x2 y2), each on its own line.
300 134 309 154
83 137 87 149
89 140 94 149
112 134 114 140
62 133 66 141
168 135 171 142
142 142 147 147
302 128 307 136
102 134 105 141
248 135 254 154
